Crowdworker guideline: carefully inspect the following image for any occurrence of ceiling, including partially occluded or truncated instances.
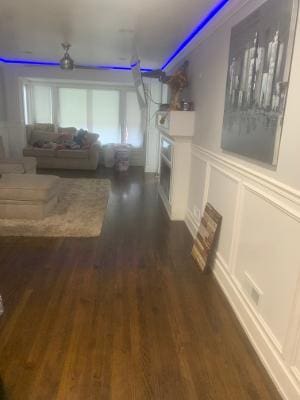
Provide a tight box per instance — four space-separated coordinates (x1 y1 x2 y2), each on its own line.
0 0 220 69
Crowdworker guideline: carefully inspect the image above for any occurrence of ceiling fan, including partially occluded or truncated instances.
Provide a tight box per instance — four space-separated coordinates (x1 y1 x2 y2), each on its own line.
59 43 113 71
59 42 167 80
60 43 74 70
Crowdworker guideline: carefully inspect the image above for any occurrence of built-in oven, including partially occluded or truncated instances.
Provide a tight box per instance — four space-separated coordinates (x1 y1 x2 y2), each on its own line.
160 157 171 200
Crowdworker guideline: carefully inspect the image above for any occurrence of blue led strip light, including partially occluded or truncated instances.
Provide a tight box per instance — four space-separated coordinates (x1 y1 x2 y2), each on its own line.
0 58 152 72
161 0 230 70
93 65 152 72
0 0 229 72
0 57 59 66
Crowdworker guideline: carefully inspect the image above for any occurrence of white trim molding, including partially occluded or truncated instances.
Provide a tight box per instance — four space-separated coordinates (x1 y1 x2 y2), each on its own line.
185 144 300 400
213 256 300 400
191 145 300 207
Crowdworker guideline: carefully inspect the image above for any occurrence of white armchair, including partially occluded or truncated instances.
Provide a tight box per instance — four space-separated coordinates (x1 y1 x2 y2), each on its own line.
0 136 37 174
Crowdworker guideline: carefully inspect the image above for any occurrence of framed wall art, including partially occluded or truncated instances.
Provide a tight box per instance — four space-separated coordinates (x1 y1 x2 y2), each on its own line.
221 0 299 165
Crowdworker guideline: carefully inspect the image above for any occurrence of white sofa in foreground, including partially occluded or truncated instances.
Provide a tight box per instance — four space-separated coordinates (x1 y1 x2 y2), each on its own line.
0 173 60 219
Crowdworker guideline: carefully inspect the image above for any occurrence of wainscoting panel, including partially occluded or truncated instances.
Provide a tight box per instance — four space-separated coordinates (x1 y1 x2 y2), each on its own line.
187 155 207 224
235 185 300 351
207 165 240 267
185 144 300 400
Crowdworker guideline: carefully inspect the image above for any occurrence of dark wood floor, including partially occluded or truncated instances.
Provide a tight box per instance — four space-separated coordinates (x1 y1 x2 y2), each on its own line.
0 167 281 400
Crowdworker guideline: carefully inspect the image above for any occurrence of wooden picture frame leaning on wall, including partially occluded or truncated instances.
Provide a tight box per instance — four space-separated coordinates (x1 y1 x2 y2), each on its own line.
192 203 222 272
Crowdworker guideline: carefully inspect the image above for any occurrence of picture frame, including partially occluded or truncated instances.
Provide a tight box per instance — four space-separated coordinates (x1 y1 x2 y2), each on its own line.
221 0 299 165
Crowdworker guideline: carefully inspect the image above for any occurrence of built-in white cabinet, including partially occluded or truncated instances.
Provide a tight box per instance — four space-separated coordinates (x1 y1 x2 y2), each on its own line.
156 111 195 220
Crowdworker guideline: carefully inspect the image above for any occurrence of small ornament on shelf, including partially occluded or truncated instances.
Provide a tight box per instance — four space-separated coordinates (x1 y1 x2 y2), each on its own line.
165 61 189 110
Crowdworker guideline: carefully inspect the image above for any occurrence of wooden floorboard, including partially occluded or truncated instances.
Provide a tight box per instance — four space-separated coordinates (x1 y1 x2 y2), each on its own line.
0 167 281 399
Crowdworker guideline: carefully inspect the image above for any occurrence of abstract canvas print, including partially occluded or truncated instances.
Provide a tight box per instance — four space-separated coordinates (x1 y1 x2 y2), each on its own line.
192 203 222 272
221 0 298 165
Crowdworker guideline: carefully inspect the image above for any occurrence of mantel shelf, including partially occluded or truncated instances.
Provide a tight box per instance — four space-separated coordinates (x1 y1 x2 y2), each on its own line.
156 110 195 138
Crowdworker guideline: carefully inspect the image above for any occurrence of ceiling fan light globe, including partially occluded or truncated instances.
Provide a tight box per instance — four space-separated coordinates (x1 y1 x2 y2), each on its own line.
60 55 74 70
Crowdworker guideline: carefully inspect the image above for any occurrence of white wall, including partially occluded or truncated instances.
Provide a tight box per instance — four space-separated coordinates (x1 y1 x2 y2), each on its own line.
179 1 300 399
0 67 6 121
0 66 9 156
144 77 162 173
1 64 147 162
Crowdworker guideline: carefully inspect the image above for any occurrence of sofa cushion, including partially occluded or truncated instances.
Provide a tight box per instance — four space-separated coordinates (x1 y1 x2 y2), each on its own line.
29 130 60 146
0 195 58 220
56 149 89 159
0 161 25 174
58 127 77 136
22 157 37 173
23 147 56 158
33 123 55 132
0 174 60 202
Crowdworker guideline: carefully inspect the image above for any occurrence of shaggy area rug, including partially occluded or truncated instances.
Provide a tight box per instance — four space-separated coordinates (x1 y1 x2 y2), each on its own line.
0 178 110 237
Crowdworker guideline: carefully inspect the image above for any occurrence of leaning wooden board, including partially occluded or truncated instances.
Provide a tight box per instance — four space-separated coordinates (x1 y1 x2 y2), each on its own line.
0 295 3 316
192 203 222 272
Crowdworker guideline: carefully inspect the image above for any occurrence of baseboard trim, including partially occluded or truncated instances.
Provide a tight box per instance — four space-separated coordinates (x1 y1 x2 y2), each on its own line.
185 209 198 238
213 258 300 400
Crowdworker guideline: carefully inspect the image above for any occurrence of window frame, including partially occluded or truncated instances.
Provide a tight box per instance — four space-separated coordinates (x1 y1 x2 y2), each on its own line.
21 78 144 148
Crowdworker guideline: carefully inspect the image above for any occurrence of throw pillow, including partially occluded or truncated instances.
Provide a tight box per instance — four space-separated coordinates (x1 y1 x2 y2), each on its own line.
56 132 74 144
30 130 60 145
58 127 77 135
33 123 55 132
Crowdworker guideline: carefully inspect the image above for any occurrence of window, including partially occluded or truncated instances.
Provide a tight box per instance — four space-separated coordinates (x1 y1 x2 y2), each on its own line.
23 85 29 125
125 91 142 147
32 85 52 123
23 81 143 147
59 88 87 129
92 90 120 144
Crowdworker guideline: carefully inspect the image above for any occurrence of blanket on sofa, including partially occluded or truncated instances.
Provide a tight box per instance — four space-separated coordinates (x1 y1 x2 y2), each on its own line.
32 129 97 151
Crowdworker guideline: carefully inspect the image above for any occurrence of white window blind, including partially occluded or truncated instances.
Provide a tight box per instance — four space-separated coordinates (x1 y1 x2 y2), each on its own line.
92 90 120 144
23 85 29 125
32 85 52 123
125 91 142 147
59 88 87 129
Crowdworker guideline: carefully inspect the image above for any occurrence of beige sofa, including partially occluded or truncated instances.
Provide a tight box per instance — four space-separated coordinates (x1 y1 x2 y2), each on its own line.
23 124 101 170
